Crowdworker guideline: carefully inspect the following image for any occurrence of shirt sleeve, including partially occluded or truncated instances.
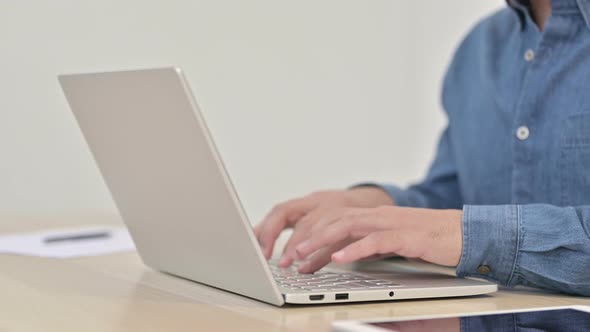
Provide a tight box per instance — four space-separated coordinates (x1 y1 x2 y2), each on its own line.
457 204 590 296
355 125 463 209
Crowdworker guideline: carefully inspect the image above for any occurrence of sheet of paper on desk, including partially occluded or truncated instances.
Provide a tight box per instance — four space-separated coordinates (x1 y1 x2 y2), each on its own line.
0 225 136 258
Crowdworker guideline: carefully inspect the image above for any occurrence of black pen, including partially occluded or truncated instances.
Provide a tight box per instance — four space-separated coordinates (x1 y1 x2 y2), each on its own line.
43 231 111 244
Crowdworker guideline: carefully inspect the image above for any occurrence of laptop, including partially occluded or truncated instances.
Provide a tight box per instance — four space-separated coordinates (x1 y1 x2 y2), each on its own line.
58 67 497 305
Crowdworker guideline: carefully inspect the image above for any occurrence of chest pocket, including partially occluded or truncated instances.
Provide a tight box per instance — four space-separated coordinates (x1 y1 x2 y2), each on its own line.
561 113 590 206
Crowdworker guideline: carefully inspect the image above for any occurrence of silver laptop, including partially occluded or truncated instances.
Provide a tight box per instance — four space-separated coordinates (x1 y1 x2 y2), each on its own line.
58 67 497 306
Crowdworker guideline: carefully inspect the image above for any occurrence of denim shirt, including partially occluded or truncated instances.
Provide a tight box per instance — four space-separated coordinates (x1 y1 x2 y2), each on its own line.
461 309 590 331
374 0 590 295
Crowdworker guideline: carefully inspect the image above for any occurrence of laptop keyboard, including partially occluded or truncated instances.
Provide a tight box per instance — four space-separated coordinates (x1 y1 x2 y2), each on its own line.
269 264 400 292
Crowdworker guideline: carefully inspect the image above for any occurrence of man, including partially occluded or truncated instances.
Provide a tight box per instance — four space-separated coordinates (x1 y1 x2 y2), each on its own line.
255 0 590 296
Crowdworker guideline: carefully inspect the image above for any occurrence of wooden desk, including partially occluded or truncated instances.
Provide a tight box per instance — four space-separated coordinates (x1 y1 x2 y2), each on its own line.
1 216 589 331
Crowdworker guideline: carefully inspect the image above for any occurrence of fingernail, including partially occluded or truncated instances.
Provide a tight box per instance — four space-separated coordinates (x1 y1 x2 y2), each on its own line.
294 248 304 260
332 251 344 262
295 241 310 258
278 255 290 267
298 262 310 273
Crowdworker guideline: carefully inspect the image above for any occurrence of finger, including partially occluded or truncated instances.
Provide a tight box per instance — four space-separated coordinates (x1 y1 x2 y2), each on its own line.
278 208 338 267
295 209 375 260
297 240 348 274
278 225 311 267
278 224 312 267
357 253 392 262
297 248 333 274
256 198 316 259
332 231 400 264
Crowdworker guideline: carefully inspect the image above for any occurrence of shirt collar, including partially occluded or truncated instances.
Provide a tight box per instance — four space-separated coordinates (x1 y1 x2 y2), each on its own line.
506 0 590 31
506 0 528 30
578 0 590 30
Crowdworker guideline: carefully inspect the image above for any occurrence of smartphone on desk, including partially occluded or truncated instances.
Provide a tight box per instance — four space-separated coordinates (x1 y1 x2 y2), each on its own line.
332 305 590 332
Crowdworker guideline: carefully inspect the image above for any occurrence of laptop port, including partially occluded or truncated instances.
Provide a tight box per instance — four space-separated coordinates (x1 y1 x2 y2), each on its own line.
335 293 349 300
309 295 324 301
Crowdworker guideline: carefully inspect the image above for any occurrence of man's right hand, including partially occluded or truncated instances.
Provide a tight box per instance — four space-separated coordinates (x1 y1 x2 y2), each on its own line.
253 186 393 267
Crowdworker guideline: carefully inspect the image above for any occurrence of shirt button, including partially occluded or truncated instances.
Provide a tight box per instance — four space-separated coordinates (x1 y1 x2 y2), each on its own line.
516 126 530 141
477 265 491 275
524 49 535 62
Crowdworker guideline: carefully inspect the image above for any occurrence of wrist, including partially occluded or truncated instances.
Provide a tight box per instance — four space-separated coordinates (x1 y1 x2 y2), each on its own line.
418 208 463 267
348 186 394 207
447 209 463 267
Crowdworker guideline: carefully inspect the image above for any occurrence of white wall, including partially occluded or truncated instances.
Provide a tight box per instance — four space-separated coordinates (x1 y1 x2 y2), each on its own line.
0 1 502 223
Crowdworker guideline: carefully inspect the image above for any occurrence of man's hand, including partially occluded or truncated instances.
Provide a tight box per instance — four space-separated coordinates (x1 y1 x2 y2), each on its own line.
254 187 393 266
293 206 463 273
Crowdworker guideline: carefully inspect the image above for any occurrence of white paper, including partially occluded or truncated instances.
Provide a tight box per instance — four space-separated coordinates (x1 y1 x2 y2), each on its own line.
0 225 136 258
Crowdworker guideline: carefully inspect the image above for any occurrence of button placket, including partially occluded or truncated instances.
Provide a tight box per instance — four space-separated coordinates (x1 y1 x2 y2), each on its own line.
516 126 530 141
524 48 535 62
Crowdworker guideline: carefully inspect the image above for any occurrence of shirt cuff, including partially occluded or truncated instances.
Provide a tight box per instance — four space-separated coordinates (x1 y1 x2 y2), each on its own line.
349 182 416 207
456 204 520 286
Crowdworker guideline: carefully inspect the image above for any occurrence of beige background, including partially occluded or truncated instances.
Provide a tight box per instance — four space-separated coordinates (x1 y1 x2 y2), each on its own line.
0 1 502 222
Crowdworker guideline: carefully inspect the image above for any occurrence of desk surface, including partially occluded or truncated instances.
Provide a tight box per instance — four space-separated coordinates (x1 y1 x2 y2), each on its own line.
1 216 589 332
